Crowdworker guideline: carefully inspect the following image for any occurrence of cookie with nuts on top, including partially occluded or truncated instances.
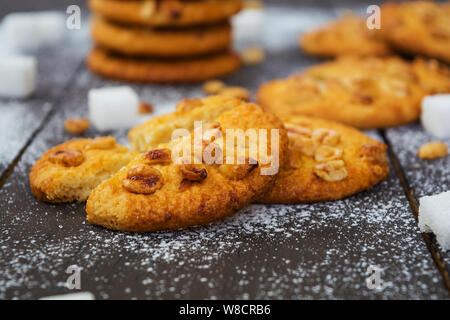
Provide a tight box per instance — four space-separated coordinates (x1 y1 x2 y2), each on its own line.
381 1 450 64
86 102 288 232
258 56 434 129
91 17 232 58
30 137 137 203
129 95 248 153
87 46 240 83
258 116 389 204
300 13 392 58
88 0 243 28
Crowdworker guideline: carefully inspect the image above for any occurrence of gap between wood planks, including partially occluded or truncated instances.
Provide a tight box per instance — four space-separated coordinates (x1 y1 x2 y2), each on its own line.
380 130 450 295
0 61 85 189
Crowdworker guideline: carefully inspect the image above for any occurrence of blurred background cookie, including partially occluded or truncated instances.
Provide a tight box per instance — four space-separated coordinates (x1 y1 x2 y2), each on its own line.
88 0 243 28
300 13 392 57
87 0 243 83
257 56 450 129
381 1 450 64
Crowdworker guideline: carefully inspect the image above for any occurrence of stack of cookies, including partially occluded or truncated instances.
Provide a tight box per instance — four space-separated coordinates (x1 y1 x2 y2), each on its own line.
87 0 243 83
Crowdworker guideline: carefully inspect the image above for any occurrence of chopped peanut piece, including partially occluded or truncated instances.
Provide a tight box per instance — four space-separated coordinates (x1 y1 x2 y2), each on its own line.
203 80 226 95
240 46 266 65
218 86 251 101
312 129 341 146
180 164 207 181
64 118 90 135
176 98 203 112
314 146 343 162
138 102 154 114
49 149 84 167
418 142 448 159
314 160 348 182
286 124 316 156
144 148 172 165
122 165 163 194
85 136 116 150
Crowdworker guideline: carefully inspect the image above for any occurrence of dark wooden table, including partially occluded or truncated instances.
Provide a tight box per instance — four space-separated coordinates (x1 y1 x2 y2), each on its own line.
0 0 449 300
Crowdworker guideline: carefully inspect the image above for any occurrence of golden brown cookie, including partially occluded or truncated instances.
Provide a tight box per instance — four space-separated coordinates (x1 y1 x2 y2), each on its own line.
29 137 137 203
91 17 232 58
381 1 450 64
87 46 241 83
129 95 245 152
258 56 427 129
411 57 450 95
259 115 389 204
86 101 288 232
300 13 392 57
89 0 243 28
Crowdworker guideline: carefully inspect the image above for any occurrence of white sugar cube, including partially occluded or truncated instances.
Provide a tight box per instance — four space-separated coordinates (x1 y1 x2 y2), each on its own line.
232 8 265 45
419 191 450 251
0 55 37 98
421 94 450 139
1 11 66 53
89 86 140 131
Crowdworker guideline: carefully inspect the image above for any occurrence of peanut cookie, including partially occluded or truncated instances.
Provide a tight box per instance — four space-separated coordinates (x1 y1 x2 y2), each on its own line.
89 0 243 28
301 13 392 57
30 137 137 203
381 1 450 64
91 18 232 58
258 56 428 129
411 58 450 95
86 102 288 232
259 116 389 204
129 95 244 152
87 46 241 83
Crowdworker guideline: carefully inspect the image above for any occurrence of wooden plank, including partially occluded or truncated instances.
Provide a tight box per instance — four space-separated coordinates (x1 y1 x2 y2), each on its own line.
385 125 450 289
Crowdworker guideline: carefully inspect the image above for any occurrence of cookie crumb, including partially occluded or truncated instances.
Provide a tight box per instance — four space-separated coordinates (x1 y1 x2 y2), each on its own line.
218 86 251 101
418 141 448 159
138 102 154 115
64 118 90 135
240 46 265 65
203 80 225 95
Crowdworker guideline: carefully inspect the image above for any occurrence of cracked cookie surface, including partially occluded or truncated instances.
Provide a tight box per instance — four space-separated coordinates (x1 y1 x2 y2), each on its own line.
87 46 241 83
30 137 137 203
